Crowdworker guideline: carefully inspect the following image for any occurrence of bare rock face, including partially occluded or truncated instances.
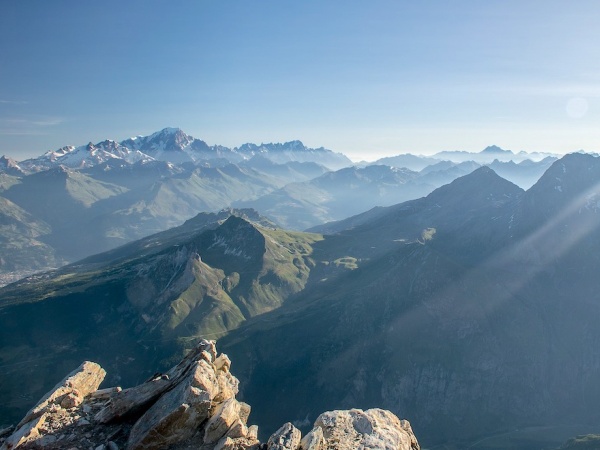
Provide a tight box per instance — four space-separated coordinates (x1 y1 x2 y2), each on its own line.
314 408 420 450
298 426 324 450
0 340 420 450
126 360 218 449
19 361 106 427
267 422 302 450
1 361 105 450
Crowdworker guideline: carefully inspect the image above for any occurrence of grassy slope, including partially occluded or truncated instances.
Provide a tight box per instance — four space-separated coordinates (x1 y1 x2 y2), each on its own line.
0 217 333 425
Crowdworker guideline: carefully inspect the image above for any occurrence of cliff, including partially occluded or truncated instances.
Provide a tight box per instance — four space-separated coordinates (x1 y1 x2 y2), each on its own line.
0 340 420 450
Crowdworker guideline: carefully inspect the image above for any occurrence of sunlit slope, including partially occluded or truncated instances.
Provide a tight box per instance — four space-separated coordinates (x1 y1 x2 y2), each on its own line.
0 212 324 424
220 153 600 447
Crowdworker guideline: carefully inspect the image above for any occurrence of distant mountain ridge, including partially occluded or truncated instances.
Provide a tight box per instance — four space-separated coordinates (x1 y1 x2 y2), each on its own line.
0 131 570 285
11 128 353 173
370 144 558 171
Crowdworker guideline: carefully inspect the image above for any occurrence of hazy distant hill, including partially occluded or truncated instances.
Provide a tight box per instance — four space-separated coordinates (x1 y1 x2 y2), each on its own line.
234 165 436 229
0 195 63 279
237 157 553 231
371 145 558 188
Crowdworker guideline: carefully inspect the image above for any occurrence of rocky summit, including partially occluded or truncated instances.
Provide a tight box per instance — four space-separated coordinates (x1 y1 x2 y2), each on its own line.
0 340 420 450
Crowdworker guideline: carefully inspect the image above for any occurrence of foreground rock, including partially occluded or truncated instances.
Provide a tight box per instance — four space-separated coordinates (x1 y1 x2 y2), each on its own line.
0 340 420 450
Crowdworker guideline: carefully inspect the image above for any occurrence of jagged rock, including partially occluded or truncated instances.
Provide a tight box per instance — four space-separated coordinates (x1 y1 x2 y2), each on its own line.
90 387 122 400
298 426 324 450
1 415 47 450
314 408 420 450
267 422 301 450
213 417 261 450
238 402 251 425
2 340 420 450
126 360 218 449
247 425 258 441
214 354 231 372
95 341 216 423
18 361 105 427
59 391 83 409
2 361 105 450
215 370 239 403
203 398 244 445
214 436 261 450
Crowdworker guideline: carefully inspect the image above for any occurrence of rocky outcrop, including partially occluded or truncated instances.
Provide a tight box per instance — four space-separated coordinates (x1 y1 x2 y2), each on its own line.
0 340 420 450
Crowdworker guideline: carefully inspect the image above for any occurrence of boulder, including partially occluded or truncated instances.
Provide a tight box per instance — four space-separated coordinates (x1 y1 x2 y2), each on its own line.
314 408 420 450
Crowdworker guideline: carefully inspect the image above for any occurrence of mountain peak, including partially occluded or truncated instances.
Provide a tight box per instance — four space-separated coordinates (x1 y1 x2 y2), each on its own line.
528 152 600 200
0 155 23 175
427 165 523 207
481 145 512 154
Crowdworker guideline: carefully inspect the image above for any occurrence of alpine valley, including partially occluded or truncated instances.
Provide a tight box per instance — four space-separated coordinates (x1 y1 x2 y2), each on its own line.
1 127 599 449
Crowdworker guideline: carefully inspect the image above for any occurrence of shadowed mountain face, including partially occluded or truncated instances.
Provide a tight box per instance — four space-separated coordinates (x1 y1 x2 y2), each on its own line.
1 154 599 449
218 154 600 447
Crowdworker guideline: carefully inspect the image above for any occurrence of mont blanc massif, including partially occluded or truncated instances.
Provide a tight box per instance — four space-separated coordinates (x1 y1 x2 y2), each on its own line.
1 127 600 450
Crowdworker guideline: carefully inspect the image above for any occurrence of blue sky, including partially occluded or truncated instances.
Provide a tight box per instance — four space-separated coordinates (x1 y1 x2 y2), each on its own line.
1 1 600 161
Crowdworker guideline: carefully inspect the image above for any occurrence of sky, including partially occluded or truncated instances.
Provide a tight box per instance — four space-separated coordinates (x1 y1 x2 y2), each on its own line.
1 1 600 162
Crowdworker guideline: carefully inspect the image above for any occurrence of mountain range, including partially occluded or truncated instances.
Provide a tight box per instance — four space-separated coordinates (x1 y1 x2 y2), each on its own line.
12 128 352 174
1 152 600 448
0 129 558 285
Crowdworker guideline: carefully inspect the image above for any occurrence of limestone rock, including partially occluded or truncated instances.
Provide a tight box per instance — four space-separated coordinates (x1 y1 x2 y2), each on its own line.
0 414 47 450
238 402 251 425
2 361 105 450
215 370 239 403
203 398 243 445
2 340 420 450
126 360 219 449
247 425 259 441
18 361 105 427
214 354 231 372
214 436 261 450
267 422 301 450
298 426 324 450
95 340 216 424
314 408 420 450
60 391 83 409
